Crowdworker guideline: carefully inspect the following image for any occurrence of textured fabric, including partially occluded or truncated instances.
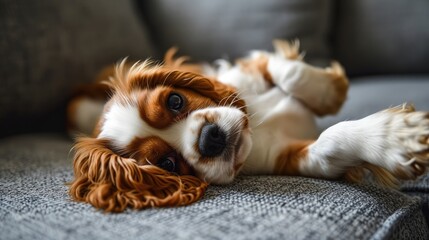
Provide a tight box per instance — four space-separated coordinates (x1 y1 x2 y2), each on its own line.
0 0 155 137
333 0 429 76
1 134 428 239
402 177 429 227
138 0 333 65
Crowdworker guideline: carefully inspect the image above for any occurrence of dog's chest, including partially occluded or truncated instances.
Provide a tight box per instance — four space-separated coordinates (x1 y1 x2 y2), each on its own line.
240 87 318 174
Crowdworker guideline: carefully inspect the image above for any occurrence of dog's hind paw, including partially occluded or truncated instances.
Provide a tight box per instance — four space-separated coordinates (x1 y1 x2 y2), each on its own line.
381 104 429 179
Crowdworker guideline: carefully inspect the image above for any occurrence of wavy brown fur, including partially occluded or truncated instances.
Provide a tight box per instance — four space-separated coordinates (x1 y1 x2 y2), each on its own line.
69 52 243 212
69 137 208 212
344 163 399 188
106 59 246 114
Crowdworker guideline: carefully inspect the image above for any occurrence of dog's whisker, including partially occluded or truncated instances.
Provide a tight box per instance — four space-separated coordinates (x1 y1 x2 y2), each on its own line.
248 111 260 120
252 116 266 129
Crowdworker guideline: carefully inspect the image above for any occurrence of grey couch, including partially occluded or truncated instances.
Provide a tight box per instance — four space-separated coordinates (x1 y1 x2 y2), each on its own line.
1 0 428 239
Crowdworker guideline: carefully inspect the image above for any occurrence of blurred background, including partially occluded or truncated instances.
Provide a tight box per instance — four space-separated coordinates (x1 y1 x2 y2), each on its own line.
1 0 428 138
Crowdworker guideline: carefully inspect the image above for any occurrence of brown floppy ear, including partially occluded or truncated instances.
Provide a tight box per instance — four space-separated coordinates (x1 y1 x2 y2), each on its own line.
163 49 247 113
69 137 208 212
126 68 247 113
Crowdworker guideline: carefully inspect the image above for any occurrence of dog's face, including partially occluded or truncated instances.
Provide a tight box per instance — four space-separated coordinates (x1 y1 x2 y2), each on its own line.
99 78 252 184
69 62 252 211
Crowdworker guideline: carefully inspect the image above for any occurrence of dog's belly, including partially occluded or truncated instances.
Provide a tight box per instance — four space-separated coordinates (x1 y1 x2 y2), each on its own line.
241 88 318 174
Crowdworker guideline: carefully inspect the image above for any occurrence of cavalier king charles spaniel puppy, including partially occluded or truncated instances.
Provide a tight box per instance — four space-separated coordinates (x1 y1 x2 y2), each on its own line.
67 40 429 212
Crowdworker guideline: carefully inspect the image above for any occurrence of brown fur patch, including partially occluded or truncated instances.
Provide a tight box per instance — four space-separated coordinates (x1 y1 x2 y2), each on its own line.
137 86 217 129
237 55 274 86
126 136 173 164
138 87 172 129
393 162 426 180
345 163 399 188
273 39 303 60
274 141 313 175
364 164 399 187
234 163 244 173
344 166 365 184
107 61 246 113
126 136 194 175
312 62 349 116
69 137 207 212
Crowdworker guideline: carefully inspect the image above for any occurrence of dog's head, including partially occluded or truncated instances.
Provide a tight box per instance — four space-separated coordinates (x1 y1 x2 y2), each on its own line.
69 60 252 212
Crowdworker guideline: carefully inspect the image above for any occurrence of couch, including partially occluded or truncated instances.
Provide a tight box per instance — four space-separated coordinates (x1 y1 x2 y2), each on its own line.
1 0 428 239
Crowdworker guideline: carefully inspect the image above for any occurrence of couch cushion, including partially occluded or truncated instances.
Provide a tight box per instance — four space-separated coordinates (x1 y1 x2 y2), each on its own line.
0 0 155 137
1 134 427 239
333 0 429 76
402 175 429 226
317 76 429 130
138 0 333 65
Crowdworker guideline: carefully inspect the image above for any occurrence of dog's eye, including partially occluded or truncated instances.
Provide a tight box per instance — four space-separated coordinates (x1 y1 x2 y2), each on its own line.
157 155 176 172
167 93 184 112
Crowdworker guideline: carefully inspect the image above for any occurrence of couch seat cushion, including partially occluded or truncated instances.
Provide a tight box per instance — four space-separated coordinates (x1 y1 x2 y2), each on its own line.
0 134 427 239
317 76 429 130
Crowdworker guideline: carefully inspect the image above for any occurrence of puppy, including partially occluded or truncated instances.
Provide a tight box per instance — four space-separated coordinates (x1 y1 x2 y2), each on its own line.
68 40 429 212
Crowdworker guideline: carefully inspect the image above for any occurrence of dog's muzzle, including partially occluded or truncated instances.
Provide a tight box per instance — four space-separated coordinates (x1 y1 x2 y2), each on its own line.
198 123 227 157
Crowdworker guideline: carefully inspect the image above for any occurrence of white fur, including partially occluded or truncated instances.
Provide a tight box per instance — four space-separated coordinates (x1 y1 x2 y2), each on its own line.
241 89 318 174
183 107 252 184
300 106 429 178
91 42 428 184
217 65 270 95
99 101 252 184
214 51 428 181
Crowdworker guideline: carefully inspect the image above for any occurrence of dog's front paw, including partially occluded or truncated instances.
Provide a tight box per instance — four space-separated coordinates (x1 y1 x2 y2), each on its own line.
380 104 429 179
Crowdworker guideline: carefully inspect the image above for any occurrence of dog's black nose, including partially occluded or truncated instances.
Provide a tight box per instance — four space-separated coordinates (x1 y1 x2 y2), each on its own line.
198 123 227 157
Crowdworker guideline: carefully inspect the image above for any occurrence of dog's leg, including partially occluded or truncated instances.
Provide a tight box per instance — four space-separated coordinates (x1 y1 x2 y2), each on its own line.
268 41 349 117
274 104 429 185
67 65 116 136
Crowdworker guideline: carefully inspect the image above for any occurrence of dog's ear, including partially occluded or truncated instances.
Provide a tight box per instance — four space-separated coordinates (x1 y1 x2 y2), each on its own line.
124 67 247 113
69 137 208 212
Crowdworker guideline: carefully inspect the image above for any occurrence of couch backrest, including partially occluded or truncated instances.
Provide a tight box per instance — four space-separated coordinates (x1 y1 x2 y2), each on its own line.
2 0 428 136
140 0 429 77
333 0 429 76
0 0 155 137
138 0 334 66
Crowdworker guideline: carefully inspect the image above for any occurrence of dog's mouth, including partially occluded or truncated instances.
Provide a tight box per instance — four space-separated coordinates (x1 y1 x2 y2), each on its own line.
180 107 252 184
196 121 248 160
195 119 252 184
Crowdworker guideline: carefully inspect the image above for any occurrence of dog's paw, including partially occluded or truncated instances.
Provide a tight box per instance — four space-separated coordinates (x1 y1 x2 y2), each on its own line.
378 104 429 179
272 39 304 60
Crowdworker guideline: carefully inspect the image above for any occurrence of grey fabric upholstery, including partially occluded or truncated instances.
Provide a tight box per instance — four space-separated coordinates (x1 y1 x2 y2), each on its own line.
333 0 429 76
139 0 333 65
0 0 155 137
317 76 429 130
1 135 428 240
2 0 429 239
402 176 429 225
